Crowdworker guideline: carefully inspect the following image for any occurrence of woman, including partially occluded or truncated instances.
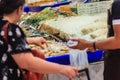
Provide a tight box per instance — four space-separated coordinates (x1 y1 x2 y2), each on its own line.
0 0 78 80
69 0 120 80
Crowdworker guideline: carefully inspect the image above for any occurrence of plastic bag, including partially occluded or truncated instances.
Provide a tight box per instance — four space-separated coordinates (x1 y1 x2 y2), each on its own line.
69 49 89 70
69 49 89 80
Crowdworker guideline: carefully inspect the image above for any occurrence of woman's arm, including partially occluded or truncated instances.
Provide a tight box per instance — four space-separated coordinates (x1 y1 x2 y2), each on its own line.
11 52 78 79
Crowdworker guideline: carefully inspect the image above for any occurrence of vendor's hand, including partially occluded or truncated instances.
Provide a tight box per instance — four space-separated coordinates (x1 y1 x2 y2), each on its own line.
68 38 89 50
88 47 96 52
34 37 48 48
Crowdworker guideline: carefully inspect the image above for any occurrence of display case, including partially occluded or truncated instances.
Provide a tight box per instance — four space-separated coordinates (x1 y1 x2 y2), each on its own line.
19 1 113 80
46 50 103 65
19 0 112 64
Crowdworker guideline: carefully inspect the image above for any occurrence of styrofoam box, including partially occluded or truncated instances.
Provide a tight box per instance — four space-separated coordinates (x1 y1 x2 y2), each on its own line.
77 1 112 15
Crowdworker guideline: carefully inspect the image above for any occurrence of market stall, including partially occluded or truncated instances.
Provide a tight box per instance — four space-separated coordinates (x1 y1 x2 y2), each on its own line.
19 0 112 80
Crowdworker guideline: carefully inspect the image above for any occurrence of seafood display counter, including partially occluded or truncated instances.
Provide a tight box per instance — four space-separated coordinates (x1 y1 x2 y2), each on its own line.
46 50 103 65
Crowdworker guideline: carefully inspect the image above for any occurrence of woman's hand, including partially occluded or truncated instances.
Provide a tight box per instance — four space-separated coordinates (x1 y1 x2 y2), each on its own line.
27 37 48 49
59 65 78 80
34 37 48 47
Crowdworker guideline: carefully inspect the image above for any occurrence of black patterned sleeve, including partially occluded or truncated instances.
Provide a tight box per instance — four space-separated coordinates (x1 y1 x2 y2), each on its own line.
6 23 31 55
